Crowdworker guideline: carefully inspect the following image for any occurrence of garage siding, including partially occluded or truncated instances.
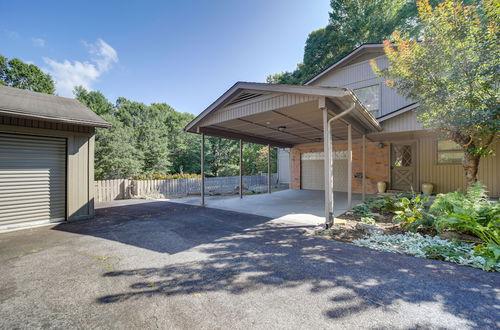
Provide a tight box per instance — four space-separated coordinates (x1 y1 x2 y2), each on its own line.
0 133 66 226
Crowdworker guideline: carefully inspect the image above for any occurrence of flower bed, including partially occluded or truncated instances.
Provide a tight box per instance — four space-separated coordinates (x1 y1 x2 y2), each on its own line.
316 182 499 271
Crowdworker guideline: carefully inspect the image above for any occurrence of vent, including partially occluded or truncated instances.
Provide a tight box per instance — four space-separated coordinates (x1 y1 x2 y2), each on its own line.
226 92 264 106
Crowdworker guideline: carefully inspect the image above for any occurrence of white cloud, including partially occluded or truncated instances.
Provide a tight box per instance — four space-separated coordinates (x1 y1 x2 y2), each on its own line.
32 37 45 47
43 38 118 96
4 30 20 40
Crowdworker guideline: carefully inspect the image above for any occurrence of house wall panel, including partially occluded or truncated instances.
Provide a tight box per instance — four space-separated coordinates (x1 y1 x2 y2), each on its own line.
309 56 414 117
418 136 500 197
381 111 423 133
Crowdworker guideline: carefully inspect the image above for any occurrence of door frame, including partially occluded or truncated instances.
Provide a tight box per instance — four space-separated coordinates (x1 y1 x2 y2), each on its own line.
390 139 420 192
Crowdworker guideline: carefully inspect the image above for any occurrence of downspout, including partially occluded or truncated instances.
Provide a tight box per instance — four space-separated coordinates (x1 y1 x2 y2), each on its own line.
325 102 356 227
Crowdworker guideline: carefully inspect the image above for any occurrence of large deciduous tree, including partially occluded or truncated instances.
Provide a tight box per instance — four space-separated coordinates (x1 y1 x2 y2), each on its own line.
267 0 480 85
0 55 55 94
372 0 499 187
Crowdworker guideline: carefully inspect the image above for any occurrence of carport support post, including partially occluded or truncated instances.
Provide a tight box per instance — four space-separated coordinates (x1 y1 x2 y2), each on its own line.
322 106 331 226
201 133 205 206
347 124 352 210
362 134 366 201
239 139 243 198
267 144 271 194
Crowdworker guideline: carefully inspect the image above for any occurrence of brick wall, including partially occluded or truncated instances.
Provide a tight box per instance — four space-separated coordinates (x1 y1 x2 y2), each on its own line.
290 141 390 193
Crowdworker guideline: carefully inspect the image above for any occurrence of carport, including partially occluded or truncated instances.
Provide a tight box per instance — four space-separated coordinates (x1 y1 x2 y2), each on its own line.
184 82 382 226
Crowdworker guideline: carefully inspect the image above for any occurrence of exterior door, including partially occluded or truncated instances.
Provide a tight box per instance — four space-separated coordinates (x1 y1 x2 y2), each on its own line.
391 142 417 191
0 133 66 228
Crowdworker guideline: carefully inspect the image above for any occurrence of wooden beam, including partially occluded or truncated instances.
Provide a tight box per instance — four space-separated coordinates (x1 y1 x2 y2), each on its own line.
199 126 293 148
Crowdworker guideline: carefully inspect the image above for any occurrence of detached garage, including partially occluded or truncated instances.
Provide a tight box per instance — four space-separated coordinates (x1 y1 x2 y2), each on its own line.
0 85 110 231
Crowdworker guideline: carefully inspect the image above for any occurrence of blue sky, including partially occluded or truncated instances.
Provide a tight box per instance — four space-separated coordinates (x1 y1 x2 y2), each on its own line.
1 1 331 115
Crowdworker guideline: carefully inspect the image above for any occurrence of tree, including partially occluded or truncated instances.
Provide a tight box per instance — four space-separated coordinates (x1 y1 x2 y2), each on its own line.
0 55 55 94
74 86 114 115
267 0 480 85
372 0 499 187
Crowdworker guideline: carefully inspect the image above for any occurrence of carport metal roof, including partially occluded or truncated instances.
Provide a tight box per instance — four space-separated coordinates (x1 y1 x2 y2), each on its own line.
185 82 382 147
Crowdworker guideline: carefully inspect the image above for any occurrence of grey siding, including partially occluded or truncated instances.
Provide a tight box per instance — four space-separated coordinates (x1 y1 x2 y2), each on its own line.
418 136 500 197
309 56 414 117
0 117 95 222
381 111 423 132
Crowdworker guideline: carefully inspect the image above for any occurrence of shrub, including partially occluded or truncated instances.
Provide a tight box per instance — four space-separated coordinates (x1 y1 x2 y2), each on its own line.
353 203 371 216
132 173 201 180
431 183 500 246
392 194 432 231
353 232 499 271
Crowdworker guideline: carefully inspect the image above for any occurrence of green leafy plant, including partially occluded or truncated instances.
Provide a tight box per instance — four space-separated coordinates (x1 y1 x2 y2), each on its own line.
354 232 499 271
353 203 371 216
392 194 431 231
431 183 500 246
361 217 376 225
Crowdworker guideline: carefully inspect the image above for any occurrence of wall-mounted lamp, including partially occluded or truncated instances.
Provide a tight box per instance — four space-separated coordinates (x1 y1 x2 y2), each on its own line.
378 142 385 149
277 126 287 132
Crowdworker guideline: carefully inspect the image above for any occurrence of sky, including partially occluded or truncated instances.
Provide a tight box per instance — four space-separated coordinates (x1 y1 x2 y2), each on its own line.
1 0 331 115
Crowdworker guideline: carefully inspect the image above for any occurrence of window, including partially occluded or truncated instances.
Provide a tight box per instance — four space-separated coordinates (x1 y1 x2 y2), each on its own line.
354 85 380 117
437 140 463 164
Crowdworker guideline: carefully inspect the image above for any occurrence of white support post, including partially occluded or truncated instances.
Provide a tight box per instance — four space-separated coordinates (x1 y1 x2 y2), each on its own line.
267 144 271 194
201 133 205 207
347 124 352 210
362 134 366 201
322 107 331 225
239 139 243 199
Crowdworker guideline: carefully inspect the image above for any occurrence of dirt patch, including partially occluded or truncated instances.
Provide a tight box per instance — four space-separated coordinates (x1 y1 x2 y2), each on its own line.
316 219 404 243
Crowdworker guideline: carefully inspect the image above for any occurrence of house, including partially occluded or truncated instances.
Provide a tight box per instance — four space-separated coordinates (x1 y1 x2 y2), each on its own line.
185 43 499 222
0 85 110 231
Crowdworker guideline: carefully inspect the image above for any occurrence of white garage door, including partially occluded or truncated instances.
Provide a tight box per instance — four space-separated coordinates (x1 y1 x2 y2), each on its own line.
0 133 66 228
301 152 348 191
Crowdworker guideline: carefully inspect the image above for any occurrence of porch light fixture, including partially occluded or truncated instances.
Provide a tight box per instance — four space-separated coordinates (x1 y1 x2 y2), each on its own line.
314 137 322 142
277 126 287 132
378 142 385 149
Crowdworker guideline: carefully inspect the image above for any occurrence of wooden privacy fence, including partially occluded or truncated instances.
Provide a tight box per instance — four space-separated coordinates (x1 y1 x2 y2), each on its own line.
94 174 279 202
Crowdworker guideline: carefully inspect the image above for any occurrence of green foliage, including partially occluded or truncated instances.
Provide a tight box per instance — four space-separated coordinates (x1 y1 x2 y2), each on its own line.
353 203 371 216
75 86 279 180
431 182 500 246
267 0 478 84
361 217 376 225
354 232 499 271
132 173 201 180
373 0 499 184
0 55 55 94
392 194 431 231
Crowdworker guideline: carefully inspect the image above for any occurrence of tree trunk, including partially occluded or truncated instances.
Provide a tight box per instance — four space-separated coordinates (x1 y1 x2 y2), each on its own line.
462 149 480 188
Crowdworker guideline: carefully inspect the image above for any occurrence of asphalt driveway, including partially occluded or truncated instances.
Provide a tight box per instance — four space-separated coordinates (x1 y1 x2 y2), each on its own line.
0 200 498 329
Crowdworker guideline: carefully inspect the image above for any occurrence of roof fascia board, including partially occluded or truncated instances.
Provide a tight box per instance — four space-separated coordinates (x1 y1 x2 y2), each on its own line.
378 103 419 122
0 108 112 128
184 82 349 132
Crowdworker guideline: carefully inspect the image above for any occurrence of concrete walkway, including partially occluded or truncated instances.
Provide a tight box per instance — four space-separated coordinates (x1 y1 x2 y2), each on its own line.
167 189 365 225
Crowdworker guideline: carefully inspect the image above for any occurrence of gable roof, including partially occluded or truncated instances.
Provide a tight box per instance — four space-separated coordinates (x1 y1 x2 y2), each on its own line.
304 43 385 85
0 85 111 128
184 81 381 134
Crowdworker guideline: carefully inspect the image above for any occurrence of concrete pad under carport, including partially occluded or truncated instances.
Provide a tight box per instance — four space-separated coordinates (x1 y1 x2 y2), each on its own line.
168 189 366 225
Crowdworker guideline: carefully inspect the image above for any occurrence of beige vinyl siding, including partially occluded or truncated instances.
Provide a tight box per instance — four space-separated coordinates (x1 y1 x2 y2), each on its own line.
0 119 95 222
381 111 423 133
309 56 414 117
418 136 500 197
0 133 66 226
200 94 319 127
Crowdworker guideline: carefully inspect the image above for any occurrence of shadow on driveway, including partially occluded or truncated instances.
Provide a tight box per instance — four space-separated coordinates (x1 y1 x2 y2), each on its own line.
52 200 499 328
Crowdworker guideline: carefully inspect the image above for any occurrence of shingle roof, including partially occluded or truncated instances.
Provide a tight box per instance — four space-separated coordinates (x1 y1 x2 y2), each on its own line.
0 85 111 127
